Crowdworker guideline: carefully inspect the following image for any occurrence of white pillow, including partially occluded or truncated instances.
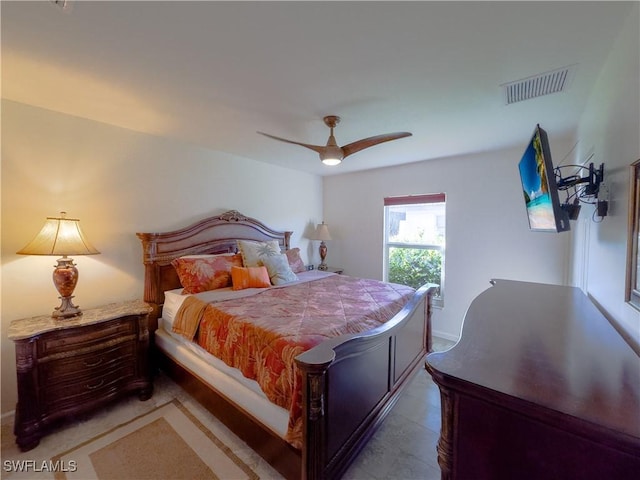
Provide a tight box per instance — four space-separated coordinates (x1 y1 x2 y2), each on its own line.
237 239 281 267
262 254 299 285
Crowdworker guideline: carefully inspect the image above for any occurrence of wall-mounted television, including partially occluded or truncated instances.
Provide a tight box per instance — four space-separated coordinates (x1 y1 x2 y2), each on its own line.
518 124 570 232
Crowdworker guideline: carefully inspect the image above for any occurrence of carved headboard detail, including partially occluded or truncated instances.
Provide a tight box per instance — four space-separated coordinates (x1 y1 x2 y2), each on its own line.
136 210 292 320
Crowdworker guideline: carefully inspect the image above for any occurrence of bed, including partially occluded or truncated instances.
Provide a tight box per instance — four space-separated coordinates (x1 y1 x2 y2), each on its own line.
137 210 437 480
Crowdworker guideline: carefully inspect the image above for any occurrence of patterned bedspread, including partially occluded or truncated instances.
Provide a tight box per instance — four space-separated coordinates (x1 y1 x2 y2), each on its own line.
174 274 415 449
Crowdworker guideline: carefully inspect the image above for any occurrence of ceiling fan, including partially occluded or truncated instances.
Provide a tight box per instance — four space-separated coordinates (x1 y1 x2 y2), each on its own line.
257 116 412 166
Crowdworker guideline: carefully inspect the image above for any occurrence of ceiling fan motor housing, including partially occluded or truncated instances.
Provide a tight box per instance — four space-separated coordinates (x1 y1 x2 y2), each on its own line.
323 116 340 128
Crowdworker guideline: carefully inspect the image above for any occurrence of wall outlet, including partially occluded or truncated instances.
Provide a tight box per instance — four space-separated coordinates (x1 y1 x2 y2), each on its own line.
597 200 609 217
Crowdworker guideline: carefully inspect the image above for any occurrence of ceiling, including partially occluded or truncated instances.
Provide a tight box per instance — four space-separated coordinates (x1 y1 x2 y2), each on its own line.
1 1 633 176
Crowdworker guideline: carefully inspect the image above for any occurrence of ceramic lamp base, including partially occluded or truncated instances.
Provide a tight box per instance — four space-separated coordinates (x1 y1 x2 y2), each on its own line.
52 257 82 318
318 241 328 271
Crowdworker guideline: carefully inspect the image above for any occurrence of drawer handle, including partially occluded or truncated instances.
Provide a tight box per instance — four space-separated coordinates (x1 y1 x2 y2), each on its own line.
84 357 104 367
86 379 105 390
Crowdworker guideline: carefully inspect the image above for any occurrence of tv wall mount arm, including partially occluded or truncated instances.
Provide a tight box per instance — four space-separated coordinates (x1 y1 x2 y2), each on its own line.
555 162 608 219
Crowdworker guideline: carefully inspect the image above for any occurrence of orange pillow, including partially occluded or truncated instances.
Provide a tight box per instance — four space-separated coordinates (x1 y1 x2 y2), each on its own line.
172 254 243 294
231 266 271 290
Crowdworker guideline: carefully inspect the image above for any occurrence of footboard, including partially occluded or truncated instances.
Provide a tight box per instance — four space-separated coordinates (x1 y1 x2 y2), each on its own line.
296 284 437 480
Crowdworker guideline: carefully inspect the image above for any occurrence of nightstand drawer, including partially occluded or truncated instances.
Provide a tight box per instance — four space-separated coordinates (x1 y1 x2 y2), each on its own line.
38 316 138 357
44 362 137 411
40 342 136 385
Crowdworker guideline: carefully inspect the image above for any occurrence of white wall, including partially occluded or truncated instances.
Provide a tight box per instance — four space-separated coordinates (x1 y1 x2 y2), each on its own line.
323 4 640 346
569 4 640 348
1 100 324 413
323 145 572 341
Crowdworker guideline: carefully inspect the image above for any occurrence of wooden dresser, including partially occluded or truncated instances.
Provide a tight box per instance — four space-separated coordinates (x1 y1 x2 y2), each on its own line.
425 280 640 480
9 300 153 451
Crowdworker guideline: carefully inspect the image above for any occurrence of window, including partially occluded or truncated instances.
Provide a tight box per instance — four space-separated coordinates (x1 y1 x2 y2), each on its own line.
384 194 446 306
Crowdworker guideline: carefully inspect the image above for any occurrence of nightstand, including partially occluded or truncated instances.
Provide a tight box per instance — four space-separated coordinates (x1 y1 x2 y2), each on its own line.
326 266 344 274
8 300 153 452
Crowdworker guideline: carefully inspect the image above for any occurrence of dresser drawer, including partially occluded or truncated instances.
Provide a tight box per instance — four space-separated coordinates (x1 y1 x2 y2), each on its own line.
37 316 139 357
44 362 137 412
39 342 136 386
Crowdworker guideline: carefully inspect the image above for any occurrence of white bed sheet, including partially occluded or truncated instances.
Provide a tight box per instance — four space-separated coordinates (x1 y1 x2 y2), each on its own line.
157 269 335 439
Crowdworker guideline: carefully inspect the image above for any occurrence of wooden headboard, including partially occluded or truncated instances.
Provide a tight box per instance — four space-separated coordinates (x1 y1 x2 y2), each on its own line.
136 210 292 320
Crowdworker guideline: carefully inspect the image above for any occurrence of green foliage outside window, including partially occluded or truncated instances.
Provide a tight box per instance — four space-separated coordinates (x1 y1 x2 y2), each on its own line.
388 247 442 293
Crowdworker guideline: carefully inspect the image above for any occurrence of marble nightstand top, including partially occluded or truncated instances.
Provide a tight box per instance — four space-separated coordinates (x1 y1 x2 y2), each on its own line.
8 300 152 341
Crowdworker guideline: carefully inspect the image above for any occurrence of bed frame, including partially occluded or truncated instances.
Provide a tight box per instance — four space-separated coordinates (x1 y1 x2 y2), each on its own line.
137 210 436 480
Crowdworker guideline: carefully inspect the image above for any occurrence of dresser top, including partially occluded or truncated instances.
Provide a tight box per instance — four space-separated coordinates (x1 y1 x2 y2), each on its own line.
8 300 152 340
426 279 640 442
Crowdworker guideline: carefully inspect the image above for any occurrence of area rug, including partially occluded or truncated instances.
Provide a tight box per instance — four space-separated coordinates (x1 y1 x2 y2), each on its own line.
52 399 259 480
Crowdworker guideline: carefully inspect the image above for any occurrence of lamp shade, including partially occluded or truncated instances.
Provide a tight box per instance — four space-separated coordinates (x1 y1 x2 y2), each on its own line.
17 212 99 318
17 212 100 257
312 222 332 241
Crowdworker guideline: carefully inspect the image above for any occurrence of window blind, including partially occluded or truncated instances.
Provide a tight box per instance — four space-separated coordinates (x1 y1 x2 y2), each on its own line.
384 193 445 206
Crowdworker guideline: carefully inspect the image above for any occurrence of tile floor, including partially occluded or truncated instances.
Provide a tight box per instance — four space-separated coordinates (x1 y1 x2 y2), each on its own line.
342 337 454 480
1 337 455 480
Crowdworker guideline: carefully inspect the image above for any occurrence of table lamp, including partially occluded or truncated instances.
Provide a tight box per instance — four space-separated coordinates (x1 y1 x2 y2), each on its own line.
17 212 100 318
311 222 332 271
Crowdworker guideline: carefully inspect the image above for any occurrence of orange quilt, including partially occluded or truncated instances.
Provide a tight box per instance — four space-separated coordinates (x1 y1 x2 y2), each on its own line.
180 274 415 449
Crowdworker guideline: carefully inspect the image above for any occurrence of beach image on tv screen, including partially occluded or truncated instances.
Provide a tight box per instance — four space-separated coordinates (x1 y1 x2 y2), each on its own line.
519 131 555 230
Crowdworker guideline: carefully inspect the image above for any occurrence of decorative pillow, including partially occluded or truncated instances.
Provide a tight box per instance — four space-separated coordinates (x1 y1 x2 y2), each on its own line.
237 239 281 267
285 248 306 274
231 266 271 290
179 253 236 259
172 254 243 294
262 254 299 285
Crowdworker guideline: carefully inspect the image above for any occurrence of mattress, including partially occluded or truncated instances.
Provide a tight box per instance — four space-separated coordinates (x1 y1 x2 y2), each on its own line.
157 269 336 438
155 324 289 437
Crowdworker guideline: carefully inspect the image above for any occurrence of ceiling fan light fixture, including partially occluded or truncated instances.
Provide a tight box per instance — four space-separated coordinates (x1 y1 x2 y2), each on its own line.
320 145 344 166
321 157 342 166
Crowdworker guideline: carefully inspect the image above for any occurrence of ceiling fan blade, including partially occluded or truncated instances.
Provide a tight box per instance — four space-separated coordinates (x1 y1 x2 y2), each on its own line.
257 132 325 155
341 132 412 159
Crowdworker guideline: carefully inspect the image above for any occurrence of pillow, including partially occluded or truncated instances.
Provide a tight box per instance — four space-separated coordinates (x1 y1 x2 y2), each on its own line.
231 266 271 290
179 253 236 259
237 239 281 267
172 254 243 294
262 254 299 285
285 248 306 274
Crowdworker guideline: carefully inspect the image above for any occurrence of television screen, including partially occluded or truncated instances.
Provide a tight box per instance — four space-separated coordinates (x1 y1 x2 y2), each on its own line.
518 125 570 232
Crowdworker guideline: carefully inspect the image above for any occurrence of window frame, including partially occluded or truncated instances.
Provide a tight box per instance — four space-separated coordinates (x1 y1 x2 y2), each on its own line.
383 193 446 308
625 159 640 310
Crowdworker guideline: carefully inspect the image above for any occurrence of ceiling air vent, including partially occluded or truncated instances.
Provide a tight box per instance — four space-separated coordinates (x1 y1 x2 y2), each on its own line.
502 65 576 105
49 0 70 10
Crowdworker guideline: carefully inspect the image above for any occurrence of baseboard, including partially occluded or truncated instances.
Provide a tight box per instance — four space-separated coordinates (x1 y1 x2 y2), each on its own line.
1 409 15 422
433 329 459 342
